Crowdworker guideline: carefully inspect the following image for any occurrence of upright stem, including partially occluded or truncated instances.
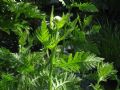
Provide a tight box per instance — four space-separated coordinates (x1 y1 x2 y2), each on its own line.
49 47 56 90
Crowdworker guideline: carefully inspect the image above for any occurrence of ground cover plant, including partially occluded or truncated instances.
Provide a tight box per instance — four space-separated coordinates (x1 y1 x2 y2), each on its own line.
0 0 119 90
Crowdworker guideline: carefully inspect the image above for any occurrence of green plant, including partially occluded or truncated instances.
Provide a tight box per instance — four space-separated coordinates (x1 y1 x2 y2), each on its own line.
0 0 117 90
93 22 120 69
35 6 116 90
91 63 117 90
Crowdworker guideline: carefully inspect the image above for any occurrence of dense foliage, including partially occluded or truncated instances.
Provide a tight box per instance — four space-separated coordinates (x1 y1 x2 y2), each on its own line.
0 0 120 90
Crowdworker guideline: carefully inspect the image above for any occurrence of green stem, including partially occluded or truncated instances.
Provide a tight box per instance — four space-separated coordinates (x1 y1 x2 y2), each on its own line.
49 47 56 90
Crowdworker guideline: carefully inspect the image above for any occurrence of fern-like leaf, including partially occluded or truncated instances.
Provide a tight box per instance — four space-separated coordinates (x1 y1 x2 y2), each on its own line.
52 72 81 90
54 52 103 72
36 19 50 46
71 2 98 12
9 2 42 18
47 34 60 49
97 63 117 82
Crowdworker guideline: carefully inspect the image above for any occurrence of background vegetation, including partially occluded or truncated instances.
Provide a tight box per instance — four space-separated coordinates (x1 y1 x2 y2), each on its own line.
0 0 120 90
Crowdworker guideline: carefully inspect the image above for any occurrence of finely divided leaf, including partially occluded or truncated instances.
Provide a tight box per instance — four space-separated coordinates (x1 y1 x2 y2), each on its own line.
54 52 103 72
98 63 117 81
36 19 50 46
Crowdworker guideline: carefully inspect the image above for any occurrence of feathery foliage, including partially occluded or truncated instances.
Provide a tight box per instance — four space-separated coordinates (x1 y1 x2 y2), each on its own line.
0 0 118 90
54 52 103 72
